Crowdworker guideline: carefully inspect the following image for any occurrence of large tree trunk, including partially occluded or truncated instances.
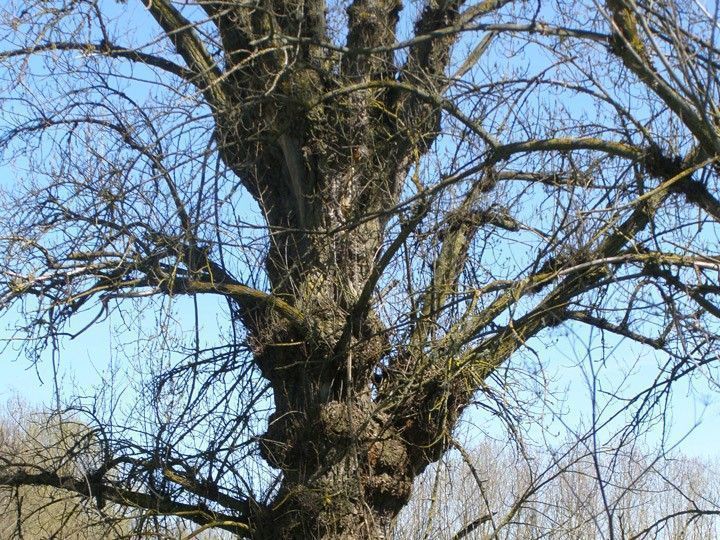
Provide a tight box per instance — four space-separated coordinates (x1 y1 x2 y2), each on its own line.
211 70 454 534
254 395 413 538
190 6 463 534
245 142 416 538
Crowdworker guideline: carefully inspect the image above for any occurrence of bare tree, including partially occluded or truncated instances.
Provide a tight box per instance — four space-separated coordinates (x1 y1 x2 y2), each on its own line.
1 0 720 537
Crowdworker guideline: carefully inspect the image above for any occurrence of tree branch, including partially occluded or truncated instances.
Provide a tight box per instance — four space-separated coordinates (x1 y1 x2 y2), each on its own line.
605 0 720 154
0 469 253 537
0 41 195 82
344 0 401 78
142 0 227 107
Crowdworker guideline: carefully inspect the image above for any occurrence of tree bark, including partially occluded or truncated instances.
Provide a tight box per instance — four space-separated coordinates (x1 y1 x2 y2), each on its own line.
206 46 457 532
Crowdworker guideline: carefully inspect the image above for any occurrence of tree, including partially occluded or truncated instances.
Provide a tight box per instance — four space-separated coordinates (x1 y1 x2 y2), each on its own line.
1 0 720 537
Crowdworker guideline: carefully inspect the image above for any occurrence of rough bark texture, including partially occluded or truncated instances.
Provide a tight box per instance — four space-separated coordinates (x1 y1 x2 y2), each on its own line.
188 3 470 535
216 57 445 540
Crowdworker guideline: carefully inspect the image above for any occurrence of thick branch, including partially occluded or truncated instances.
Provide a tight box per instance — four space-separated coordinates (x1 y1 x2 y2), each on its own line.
0 469 252 537
462 186 671 377
142 0 227 107
606 0 720 154
671 177 720 222
392 0 512 161
405 0 513 82
409 175 496 348
344 0 402 78
566 310 667 349
491 137 642 162
0 41 194 82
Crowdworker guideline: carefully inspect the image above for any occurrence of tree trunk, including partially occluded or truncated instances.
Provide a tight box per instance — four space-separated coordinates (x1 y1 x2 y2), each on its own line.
208 30 454 535
248 169 418 537
254 395 414 538
215 99 430 535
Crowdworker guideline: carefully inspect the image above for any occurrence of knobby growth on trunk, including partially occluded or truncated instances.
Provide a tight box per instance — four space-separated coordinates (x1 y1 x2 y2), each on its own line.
1 0 720 537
